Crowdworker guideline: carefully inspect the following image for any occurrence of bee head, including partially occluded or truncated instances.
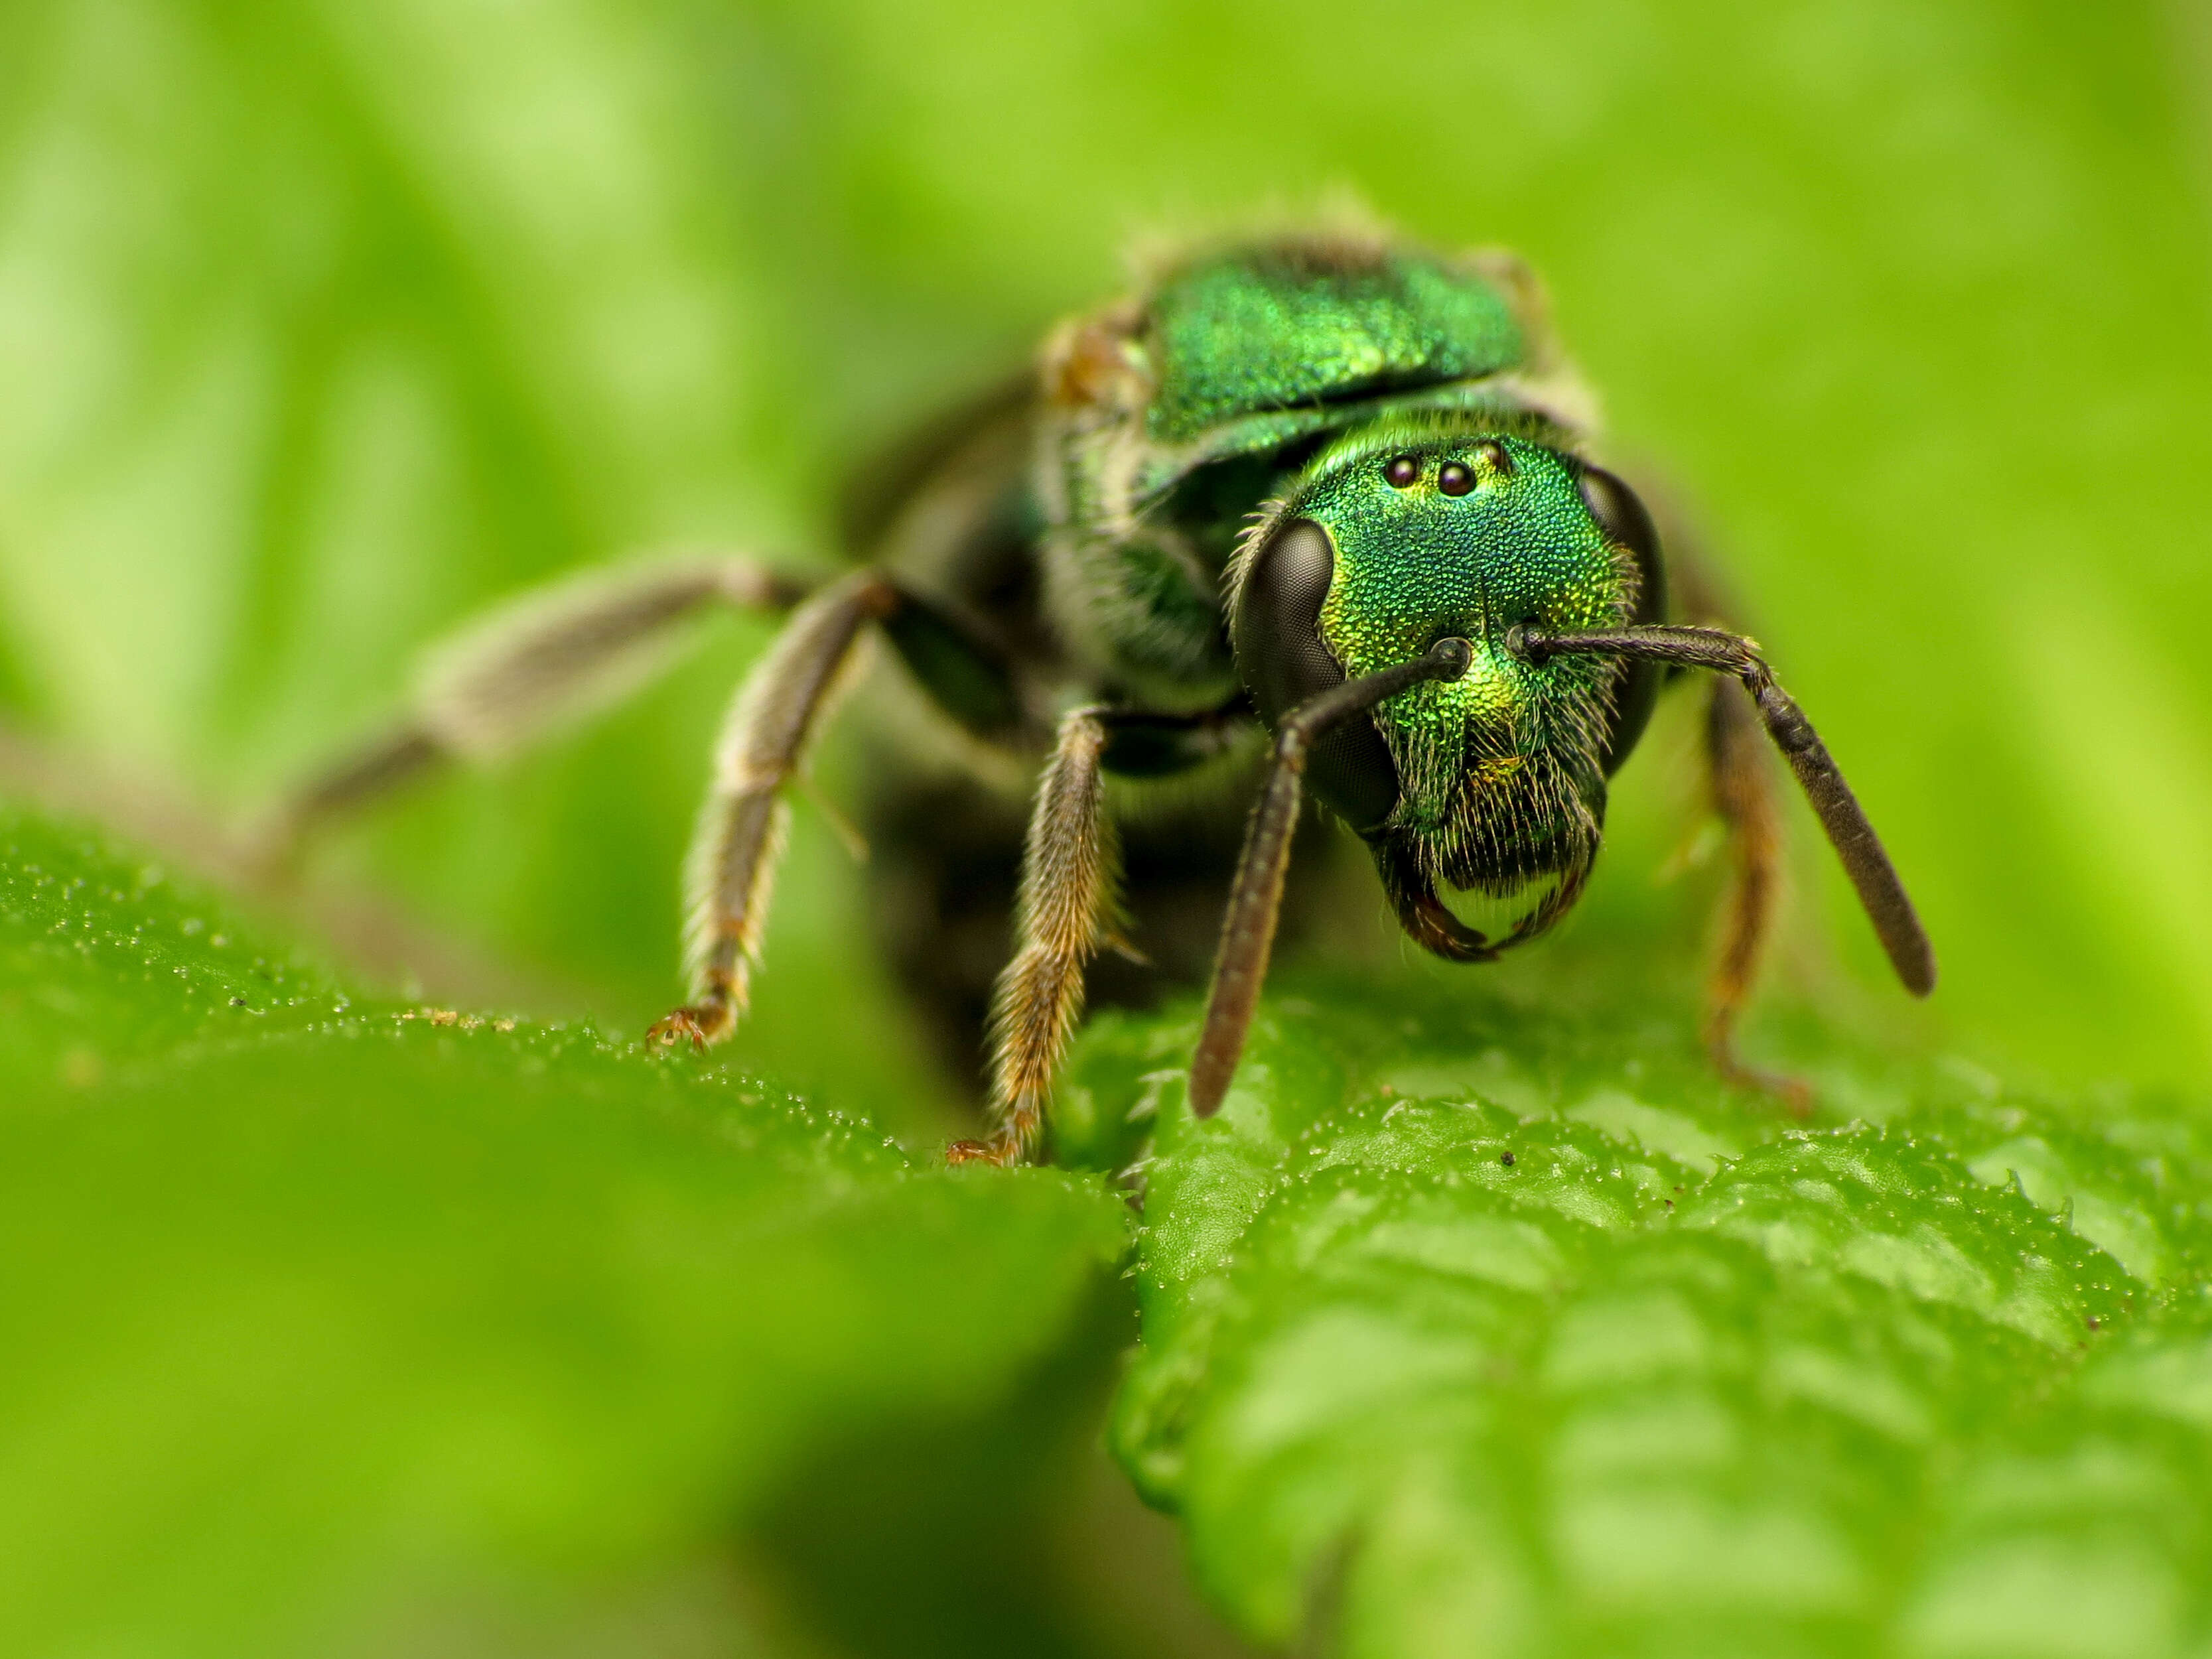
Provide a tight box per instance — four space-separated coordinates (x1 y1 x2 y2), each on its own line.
1228 419 1663 957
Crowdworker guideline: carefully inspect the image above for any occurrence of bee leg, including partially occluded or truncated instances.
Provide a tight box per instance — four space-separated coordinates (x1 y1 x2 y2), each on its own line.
1701 675 1811 1113
949 705 1254 1166
259 554 812 862
948 708 1119 1167
1514 617 1933 1105
648 573 899 1050
1188 641 1472 1120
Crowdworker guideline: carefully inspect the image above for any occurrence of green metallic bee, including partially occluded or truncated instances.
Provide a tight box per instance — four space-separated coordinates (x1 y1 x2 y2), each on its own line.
273 226 1933 1163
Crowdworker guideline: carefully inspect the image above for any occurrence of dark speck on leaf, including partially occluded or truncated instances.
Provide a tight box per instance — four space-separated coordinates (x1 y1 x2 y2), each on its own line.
1499 1151 1515 1167
229 996 246 1007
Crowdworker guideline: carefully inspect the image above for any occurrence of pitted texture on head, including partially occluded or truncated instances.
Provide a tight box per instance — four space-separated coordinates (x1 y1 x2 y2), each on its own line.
1143 243 1525 444
1259 426 1641 937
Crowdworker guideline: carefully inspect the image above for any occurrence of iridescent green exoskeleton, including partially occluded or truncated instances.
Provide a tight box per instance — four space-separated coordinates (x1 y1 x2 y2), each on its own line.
271 228 1933 1163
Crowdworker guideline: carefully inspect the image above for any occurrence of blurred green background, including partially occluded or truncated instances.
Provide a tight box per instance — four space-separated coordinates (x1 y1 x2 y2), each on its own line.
5 0 2211 1101
2 0 2211 1650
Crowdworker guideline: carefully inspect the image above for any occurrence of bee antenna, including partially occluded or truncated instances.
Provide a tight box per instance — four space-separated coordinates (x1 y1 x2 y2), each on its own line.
1509 624 1934 997
1189 636 1474 1118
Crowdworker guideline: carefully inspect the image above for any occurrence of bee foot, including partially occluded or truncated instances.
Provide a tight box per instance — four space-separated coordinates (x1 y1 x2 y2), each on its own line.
1718 1057 1815 1118
646 1003 732 1051
945 1136 1021 1167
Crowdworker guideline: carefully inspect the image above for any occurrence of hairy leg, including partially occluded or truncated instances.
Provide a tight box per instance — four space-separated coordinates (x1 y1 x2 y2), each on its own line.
947 708 1117 1167
945 705 1258 1165
1700 675 1806 1108
1645 548 1805 1104
262 553 810 856
648 572 899 1049
857 714 1352 1114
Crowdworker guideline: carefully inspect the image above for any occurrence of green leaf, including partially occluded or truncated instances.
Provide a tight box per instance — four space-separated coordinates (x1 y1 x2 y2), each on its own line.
1079 980 2212 1658
0 805 1129 1656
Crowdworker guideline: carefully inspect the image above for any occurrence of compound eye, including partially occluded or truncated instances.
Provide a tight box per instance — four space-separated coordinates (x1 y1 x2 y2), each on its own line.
1576 462 1661 566
1574 463 1669 776
1235 519 1340 726
1232 517 1402 834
